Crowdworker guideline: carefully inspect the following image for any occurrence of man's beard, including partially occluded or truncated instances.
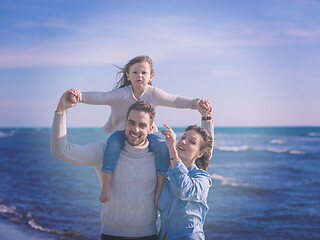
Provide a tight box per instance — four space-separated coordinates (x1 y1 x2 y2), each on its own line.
125 130 146 146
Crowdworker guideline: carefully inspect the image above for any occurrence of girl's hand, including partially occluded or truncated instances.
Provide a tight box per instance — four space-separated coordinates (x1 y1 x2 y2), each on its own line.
161 124 177 151
68 88 80 104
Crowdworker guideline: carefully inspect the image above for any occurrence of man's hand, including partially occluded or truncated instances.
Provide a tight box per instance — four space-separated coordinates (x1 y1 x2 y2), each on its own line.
68 88 80 104
56 89 79 113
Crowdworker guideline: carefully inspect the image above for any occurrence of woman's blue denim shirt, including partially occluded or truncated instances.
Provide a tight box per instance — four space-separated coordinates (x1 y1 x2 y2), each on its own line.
157 160 212 240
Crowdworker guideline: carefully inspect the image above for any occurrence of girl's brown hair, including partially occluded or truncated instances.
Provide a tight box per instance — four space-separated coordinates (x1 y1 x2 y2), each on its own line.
114 56 154 89
185 125 213 171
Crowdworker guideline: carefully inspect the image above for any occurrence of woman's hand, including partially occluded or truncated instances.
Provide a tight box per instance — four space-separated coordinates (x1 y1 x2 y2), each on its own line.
161 124 177 151
197 99 212 117
161 124 179 169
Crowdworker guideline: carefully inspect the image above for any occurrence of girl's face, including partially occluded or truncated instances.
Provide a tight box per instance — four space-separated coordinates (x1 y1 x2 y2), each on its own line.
126 61 153 90
176 130 204 167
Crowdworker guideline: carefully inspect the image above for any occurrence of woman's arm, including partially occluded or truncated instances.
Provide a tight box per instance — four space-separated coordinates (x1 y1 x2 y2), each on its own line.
198 99 214 150
168 161 212 201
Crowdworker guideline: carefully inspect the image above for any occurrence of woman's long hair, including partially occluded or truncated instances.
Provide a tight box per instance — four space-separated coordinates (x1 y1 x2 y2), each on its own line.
185 125 213 171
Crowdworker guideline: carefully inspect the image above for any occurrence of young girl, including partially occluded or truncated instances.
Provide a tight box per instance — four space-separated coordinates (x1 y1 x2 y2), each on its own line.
69 55 208 206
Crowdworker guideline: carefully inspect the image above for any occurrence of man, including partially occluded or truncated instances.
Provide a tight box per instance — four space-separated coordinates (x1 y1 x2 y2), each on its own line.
51 90 159 239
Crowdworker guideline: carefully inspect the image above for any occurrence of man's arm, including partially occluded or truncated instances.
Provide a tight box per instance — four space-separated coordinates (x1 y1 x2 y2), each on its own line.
51 90 104 167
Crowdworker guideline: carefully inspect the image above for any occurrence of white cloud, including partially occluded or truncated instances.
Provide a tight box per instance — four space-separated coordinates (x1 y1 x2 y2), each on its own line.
286 27 320 37
0 14 318 67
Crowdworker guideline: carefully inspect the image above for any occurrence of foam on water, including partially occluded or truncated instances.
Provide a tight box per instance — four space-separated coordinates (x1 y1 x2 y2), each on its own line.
216 145 250 152
288 150 305 155
0 130 15 137
309 132 320 137
0 204 18 215
270 139 284 144
267 148 305 155
267 148 288 154
211 173 252 188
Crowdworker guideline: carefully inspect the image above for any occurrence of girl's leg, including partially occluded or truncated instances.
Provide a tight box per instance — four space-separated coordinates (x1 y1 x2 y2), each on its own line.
100 130 125 202
99 172 113 202
147 134 170 175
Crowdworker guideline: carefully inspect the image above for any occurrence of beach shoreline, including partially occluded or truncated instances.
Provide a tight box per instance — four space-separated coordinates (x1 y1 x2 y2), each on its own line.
0 219 51 240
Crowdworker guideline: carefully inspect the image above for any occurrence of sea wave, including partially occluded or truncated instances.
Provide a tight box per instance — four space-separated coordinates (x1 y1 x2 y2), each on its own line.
216 145 250 152
0 204 20 216
0 200 84 239
211 173 251 188
267 148 288 154
309 132 320 137
289 150 305 155
0 130 15 137
267 148 305 155
211 174 271 195
270 139 284 144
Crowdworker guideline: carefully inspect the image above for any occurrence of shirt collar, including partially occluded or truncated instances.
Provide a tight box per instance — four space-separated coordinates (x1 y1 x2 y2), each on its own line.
123 139 150 155
188 164 198 172
130 85 149 101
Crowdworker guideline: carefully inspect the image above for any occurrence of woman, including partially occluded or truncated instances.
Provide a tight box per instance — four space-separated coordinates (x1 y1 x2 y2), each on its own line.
158 100 214 240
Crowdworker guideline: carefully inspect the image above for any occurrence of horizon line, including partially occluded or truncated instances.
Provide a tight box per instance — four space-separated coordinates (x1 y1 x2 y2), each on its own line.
1 125 320 129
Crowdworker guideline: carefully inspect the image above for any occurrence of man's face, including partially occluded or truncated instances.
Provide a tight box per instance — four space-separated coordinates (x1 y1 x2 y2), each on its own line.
125 110 153 147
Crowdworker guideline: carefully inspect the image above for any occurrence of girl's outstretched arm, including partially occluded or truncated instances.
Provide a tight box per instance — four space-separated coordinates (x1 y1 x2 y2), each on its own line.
79 88 126 105
153 88 199 109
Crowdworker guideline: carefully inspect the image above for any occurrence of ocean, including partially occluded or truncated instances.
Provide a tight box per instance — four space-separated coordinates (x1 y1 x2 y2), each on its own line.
0 127 319 240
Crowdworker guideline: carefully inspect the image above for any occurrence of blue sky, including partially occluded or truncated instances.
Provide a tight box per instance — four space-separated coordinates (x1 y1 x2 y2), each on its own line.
1 0 319 127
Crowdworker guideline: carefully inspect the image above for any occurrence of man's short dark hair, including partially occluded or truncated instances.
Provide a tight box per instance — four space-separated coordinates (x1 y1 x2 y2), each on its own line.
126 101 155 125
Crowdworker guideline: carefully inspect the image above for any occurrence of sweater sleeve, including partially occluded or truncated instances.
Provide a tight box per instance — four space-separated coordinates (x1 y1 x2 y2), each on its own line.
152 87 198 109
168 160 212 201
50 112 104 167
201 119 214 152
80 88 125 106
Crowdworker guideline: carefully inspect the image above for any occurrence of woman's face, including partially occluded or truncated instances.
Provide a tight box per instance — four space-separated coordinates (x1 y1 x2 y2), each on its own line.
176 130 203 166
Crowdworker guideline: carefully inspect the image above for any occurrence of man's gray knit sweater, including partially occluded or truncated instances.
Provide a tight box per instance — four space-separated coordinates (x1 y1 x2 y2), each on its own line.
51 112 157 237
